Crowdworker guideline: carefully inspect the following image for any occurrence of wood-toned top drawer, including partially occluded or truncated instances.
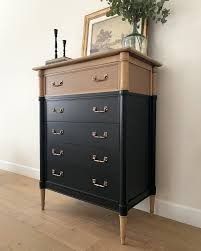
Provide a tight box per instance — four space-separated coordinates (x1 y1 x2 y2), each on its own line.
46 122 119 148
45 63 119 96
46 144 119 201
45 95 119 123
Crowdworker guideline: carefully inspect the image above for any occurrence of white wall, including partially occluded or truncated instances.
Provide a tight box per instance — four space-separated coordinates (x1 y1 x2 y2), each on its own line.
0 0 106 176
150 0 201 211
0 0 201 227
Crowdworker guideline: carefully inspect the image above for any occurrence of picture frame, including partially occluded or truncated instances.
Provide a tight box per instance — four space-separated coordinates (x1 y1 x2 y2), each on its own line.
82 8 148 56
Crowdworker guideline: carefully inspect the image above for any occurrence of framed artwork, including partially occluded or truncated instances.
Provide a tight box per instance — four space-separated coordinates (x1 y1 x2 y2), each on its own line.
82 8 148 56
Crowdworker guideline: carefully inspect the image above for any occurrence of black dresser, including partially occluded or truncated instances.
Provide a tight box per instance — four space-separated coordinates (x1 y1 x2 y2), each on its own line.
33 48 161 245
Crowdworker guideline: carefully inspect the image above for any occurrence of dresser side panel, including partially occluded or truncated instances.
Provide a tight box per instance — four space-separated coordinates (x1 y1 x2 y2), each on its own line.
125 94 151 204
129 63 152 95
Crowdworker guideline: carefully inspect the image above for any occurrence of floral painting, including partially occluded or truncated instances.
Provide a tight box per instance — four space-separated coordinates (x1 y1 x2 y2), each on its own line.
89 16 133 54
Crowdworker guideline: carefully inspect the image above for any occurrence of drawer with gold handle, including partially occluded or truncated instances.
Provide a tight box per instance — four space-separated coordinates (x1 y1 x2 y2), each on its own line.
47 122 119 147
46 144 119 200
52 149 64 156
52 169 64 177
92 155 108 163
92 179 108 188
46 95 119 123
45 63 118 96
52 129 64 135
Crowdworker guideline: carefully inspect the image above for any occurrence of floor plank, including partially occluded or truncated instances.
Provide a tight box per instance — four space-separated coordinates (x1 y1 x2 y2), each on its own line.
0 171 201 251
0 211 73 251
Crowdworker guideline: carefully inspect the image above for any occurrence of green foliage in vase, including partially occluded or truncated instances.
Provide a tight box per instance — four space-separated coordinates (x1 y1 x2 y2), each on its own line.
101 0 170 34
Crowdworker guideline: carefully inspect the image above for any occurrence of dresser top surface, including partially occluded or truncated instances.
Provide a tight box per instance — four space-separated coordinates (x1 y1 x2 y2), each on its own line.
33 48 162 71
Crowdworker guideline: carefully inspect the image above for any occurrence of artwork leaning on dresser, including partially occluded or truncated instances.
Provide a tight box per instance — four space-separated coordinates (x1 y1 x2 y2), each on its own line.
33 48 162 245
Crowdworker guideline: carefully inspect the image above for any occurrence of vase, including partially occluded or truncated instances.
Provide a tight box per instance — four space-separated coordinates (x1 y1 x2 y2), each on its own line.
122 23 147 55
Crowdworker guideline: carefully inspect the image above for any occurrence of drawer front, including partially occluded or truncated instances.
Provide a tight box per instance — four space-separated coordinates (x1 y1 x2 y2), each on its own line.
45 96 119 123
45 64 119 96
46 122 119 147
46 144 120 201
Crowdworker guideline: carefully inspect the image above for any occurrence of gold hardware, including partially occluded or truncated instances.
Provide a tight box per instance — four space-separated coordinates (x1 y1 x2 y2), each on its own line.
52 107 64 113
92 155 108 163
52 149 64 156
40 189 45 211
52 129 64 135
92 179 108 188
52 81 63 87
92 131 108 139
92 106 108 113
92 74 109 82
52 169 64 177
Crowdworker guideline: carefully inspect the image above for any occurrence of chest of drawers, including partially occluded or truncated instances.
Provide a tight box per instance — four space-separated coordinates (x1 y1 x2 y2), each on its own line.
33 48 161 245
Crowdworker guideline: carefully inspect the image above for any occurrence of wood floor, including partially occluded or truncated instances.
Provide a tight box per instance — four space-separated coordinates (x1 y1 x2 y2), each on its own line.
0 170 201 251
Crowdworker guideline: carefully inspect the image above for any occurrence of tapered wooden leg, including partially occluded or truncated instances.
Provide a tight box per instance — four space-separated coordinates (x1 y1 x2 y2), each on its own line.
40 189 45 211
119 215 127 245
150 195 155 214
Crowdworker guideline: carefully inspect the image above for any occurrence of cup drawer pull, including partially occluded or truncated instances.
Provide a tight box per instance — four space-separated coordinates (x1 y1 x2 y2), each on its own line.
92 106 108 113
52 149 64 156
52 107 64 113
92 131 108 139
92 74 109 82
52 129 64 135
52 169 64 177
92 155 108 163
52 81 63 87
92 179 108 188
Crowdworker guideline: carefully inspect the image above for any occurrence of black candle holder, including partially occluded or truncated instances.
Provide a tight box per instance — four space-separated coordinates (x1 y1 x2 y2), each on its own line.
54 29 58 59
46 29 72 65
63 40 66 57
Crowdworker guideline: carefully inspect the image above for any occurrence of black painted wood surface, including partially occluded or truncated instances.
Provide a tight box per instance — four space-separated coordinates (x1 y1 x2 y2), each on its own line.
45 96 120 123
46 122 119 147
39 91 156 215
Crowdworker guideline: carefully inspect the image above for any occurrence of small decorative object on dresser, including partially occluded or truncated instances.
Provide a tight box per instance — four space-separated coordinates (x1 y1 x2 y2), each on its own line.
101 0 171 54
63 40 67 57
46 29 72 65
33 48 162 245
82 8 147 56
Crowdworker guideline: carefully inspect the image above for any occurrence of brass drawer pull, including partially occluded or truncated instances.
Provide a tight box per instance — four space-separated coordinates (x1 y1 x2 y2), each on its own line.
92 131 108 139
93 106 108 113
52 129 64 135
52 107 64 113
52 169 64 177
92 155 108 163
52 149 64 156
92 179 108 188
92 74 109 82
52 81 63 87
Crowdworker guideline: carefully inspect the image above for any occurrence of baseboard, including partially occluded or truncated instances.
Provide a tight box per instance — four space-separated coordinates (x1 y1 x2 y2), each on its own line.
0 159 200 229
135 198 201 228
0 160 40 180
